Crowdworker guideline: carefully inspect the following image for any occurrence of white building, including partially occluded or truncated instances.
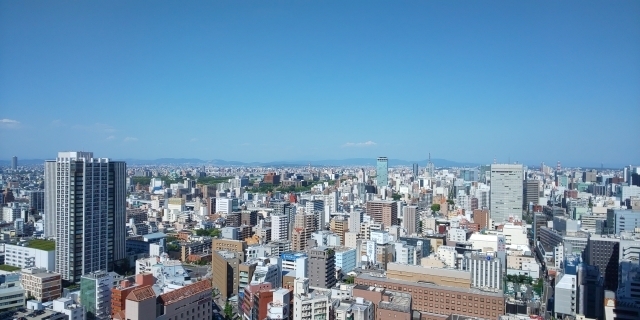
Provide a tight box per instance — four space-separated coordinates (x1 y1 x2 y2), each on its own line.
267 288 291 320
447 228 467 243
2 203 20 222
555 274 577 318
436 245 457 268
52 297 84 320
394 242 417 265
3 241 55 271
216 198 234 215
468 252 503 290
490 164 524 222
468 233 498 252
251 257 282 288
80 270 113 320
293 278 331 320
502 224 528 246
370 230 391 245
271 214 289 241
45 151 127 283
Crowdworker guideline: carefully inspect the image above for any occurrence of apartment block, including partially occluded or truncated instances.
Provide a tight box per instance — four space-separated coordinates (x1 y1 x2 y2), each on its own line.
308 247 337 289
366 200 398 228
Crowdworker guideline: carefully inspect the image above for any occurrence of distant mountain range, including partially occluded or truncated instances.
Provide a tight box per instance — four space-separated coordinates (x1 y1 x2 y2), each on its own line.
0 157 479 167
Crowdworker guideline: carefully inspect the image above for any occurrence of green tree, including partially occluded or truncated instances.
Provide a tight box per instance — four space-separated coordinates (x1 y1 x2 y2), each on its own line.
224 302 233 320
392 194 402 201
430 204 441 213
210 229 221 238
195 229 210 236
344 275 355 284
533 278 544 295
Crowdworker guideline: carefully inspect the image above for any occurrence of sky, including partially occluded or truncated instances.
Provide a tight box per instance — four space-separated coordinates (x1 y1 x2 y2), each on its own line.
1 1 639 167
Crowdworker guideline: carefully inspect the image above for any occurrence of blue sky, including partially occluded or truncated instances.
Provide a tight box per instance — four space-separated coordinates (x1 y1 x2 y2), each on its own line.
1 1 638 167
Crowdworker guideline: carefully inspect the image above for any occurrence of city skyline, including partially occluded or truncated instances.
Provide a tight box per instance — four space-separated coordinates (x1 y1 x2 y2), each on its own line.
1 1 639 166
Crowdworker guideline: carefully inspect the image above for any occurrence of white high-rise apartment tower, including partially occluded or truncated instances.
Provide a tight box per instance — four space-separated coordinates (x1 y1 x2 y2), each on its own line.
489 164 524 222
45 152 126 283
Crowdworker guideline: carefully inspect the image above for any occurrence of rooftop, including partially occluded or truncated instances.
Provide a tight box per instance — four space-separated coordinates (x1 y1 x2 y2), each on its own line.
357 273 503 297
0 264 20 272
158 280 211 305
26 239 55 251
127 285 156 302
143 232 168 240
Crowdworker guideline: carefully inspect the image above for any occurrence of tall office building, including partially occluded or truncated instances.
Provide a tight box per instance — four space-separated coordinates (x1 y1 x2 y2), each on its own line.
523 179 540 209
403 206 418 235
376 157 388 188
45 152 126 283
366 200 398 228
11 156 17 170
489 164 524 222
412 163 418 177
27 190 45 214
586 235 620 291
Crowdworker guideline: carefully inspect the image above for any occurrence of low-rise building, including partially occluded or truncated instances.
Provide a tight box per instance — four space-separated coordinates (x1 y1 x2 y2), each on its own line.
20 267 61 302
0 272 25 312
3 240 55 271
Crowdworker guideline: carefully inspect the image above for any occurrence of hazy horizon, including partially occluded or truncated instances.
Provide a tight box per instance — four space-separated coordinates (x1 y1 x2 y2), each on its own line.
1 1 639 166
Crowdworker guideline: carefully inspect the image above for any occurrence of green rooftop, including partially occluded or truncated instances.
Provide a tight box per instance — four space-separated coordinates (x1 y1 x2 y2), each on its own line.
0 264 21 272
26 239 56 251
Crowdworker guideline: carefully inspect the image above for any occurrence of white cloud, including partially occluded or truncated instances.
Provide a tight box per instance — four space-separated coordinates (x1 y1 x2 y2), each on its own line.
106 135 116 140
124 137 138 142
190 138 198 142
0 118 20 128
342 141 377 147
72 123 116 133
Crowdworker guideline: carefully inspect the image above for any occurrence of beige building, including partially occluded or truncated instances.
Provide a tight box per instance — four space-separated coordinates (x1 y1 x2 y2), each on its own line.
507 255 537 270
344 232 358 249
386 263 471 289
212 250 241 301
330 216 349 245
20 268 62 302
292 213 317 251
212 239 247 262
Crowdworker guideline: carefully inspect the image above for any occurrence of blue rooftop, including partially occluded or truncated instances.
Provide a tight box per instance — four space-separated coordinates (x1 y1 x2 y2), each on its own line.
143 232 168 240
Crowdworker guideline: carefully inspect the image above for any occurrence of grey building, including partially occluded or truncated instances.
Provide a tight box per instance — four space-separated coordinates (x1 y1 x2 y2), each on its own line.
11 156 17 170
577 263 604 319
523 179 540 208
26 190 45 214
586 235 620 291
490 164 523 222
45 152 126 283
307 246 336 289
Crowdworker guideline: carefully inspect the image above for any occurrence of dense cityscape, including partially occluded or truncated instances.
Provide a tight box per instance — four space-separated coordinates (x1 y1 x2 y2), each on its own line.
0 154 638 320
1 1 639 320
